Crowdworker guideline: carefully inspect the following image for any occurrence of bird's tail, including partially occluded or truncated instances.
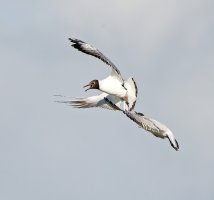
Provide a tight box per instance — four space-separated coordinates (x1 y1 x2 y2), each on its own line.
166 130 179 151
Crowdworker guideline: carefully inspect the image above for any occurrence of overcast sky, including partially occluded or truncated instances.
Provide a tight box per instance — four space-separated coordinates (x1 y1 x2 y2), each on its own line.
0 0 214 199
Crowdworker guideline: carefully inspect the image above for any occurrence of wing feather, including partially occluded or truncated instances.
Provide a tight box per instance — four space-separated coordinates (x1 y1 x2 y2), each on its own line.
57 93 122 111
69 38 123 81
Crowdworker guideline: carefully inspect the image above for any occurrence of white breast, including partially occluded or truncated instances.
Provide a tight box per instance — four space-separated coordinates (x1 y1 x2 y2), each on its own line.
99 76 127 99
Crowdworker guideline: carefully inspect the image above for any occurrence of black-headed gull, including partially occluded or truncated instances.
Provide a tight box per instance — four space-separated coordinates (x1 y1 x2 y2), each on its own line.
69 38 138 111
104 98 179 151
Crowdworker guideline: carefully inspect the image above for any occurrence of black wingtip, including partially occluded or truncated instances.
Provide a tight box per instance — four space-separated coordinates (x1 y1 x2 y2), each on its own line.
134 111 144 116
174 139 179 151
167 136 179 151
68 38 85 44
68 38 74 43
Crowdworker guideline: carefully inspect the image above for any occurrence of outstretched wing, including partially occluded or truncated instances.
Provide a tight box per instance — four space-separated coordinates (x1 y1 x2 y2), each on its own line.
124 111 162 133
69 38 123 81
101 99 179 150
124 111 179 150
57 92 123 111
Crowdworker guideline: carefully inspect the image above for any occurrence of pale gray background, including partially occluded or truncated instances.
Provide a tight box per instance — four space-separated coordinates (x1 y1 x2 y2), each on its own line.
1 0 214 199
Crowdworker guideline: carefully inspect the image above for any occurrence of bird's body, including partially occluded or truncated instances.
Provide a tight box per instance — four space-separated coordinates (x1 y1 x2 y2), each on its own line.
69 38 138 111
98 75 127 99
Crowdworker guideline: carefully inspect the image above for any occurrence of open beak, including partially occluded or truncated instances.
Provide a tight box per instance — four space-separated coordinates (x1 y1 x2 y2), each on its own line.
83 84 91 92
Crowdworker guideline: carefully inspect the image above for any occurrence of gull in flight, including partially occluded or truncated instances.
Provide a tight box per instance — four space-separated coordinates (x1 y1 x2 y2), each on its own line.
57 38 179 151
69 38 138 111
104 98 179 151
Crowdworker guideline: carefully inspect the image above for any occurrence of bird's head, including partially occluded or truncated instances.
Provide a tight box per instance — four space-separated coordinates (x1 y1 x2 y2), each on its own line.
83 80 99 91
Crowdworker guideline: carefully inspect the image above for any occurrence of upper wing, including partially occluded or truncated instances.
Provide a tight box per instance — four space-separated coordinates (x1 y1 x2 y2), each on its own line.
69 38 123 81
57 92 123 111
124 111 166 136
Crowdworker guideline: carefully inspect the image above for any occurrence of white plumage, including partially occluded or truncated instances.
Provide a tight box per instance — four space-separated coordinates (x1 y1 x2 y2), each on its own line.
69 38 138 111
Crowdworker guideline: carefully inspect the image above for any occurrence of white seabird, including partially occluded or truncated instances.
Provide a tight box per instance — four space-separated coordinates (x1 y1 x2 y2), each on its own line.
69 38 138 111
104 98 179 151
